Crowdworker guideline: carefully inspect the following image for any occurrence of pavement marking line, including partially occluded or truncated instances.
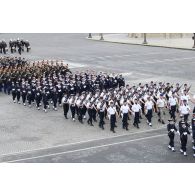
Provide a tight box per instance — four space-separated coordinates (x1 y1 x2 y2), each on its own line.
3 134 167 163
0 126 165 157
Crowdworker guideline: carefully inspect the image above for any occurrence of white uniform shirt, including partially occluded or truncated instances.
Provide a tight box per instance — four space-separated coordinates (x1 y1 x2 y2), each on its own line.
179 104 190 115
132 104 141 112
157 98 166 108
107 107 116 115
181 95 190 103
97 102 106 111
145 100 153 110
120 105 129 114
168 97 177 106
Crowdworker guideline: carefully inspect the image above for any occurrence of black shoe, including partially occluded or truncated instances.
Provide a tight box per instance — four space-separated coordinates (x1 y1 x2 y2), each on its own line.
158 119 161 123
90 124 94 126
114 125 117 128
102 126 104 130
137 126 140 129
162 120 165 124
126 128 129 131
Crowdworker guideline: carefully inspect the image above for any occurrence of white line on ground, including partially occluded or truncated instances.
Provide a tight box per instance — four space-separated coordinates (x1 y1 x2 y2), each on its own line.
0 126 165 157
4 134 167 163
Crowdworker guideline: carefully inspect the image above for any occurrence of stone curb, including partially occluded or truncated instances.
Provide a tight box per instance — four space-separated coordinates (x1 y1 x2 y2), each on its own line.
86 37 195 51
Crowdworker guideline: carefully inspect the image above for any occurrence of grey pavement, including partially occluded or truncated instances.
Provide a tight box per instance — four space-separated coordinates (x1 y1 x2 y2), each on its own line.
89 33 195 50
0 33 195 163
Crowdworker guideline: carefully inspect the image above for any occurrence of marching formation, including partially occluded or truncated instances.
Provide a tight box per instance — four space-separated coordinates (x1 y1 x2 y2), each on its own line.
0 38 31 55
1 49 195 159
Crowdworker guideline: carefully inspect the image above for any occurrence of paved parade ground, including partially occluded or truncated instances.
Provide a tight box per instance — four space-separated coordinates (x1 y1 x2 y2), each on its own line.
0 33 195 163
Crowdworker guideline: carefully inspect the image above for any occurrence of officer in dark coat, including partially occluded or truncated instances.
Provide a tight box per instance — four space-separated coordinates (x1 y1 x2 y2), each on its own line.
35 88 42 110
167 119 178 152
11 83 17 103
16 83 21 103
21 85 27 106
191 113 195 158
87 102 94 126
62 94 69 119
179 121 190 156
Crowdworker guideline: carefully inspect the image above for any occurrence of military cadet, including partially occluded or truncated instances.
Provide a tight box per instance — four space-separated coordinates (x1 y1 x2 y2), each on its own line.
168 93 178 122
156 94 166 124
120 101 131 130
42 90 49 113
87 102 94 126
16 83 21 104
167 119 178 152
51 88 58 111
131 99 141 128
78 101 84 124
144 96 154 126
1 40 7 54
27 86 33 107
191 113 195 158
35 88 42 110
11 83 17 103
179 99 190 123
24 40 31 52
69 96 76 121
21 85 27 106
62 94 69 119
97 97 106 130
179 121 191 156
57 85 63 106
107 101 119 133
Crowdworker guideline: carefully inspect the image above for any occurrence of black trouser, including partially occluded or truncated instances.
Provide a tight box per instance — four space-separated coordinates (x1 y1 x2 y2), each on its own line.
168 132 175 147
110 114 116 131
75 105 79 116
92 108 97 121
63 103 69 118
99 111 105 128
183 114 189 123
58 95 62 104
52 99 57 108
170 105 176 121
181 135 188 152
3 84 7 94
31 94 35 103
82 105 87 116
87 109 93 125
192 128 195 140
27 96 32 105
70 105 76 119
22 94 26 104
18 48 22 55
146 109 152 123
134 112 140 127
43 101 48 109
7 85 11 95
12 92 16 101
36 98 41 108
78 108 83 123
16 92 20 102
122 113 128 129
